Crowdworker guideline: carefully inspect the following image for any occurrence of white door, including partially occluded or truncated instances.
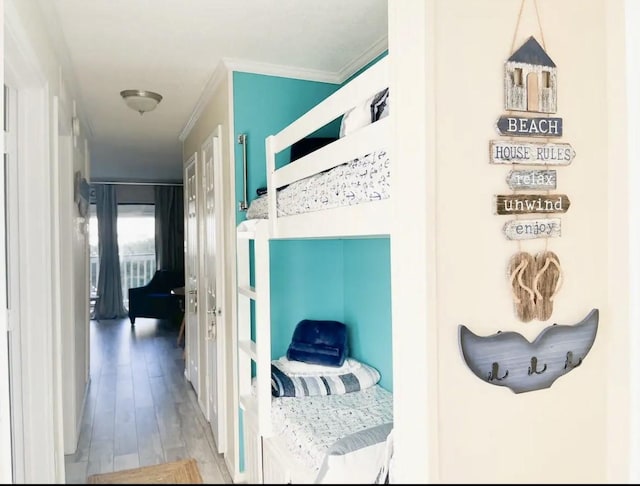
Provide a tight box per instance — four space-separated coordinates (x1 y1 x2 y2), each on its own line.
201 126 226 453
2 82 27 483
0 85 14 484
184 154 199 392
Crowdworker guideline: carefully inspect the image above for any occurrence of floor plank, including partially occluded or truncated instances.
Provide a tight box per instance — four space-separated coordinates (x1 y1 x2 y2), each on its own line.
64 317 232 483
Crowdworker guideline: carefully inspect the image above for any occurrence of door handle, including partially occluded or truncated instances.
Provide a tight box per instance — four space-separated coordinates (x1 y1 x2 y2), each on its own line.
206 308 221 340
188 289 197 294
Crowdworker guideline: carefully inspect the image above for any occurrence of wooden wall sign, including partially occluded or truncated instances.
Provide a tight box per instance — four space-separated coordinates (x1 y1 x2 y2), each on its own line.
504 36 557 114
503 218 561 240
496 116 563 137
495 194 570 215
490 141 574 165
459 309 598 394
506 170 556 190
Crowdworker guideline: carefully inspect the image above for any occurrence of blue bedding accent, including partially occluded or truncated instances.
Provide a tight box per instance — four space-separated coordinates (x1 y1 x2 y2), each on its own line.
270 360 381 398
286 319 348 367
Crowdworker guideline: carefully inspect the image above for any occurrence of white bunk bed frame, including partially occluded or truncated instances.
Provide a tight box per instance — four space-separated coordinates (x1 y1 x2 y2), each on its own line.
236 56 390 484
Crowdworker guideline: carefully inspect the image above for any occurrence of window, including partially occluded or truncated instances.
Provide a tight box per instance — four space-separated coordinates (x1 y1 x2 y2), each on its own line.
514 68 523 87
89 204 156 310
542 70 551 88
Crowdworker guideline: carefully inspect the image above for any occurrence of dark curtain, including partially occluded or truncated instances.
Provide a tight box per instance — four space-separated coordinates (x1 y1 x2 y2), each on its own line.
94 185 127 319
154 185 185 274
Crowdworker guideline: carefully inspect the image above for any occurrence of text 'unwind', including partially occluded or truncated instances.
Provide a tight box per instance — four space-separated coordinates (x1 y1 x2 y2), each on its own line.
495 194 571 215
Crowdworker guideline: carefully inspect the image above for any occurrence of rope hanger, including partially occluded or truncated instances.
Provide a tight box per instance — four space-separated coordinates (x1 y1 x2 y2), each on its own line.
510 0 547 54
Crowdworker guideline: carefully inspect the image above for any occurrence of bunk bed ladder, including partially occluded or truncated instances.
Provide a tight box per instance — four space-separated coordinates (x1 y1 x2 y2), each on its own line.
237 221 272 483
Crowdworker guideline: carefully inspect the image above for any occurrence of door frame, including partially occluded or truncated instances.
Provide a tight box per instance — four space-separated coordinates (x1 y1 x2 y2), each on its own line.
0 55 12 486
201 125 227 454
4 83 26 483
184 152 200 389
52 95 80 455
4 2 64 482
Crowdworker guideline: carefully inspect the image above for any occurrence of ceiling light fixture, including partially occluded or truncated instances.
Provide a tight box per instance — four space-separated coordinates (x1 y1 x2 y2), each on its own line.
120 89 163 115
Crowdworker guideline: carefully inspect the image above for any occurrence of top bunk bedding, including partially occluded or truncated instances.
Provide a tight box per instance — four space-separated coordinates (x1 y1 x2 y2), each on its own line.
246 147 390 220
241 56 390 238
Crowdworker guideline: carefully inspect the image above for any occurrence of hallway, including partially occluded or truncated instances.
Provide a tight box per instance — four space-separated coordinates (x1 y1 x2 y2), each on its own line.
64 318 231 483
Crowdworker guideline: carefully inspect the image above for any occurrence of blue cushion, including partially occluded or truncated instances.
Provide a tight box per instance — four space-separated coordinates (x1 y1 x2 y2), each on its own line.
286 319 348 367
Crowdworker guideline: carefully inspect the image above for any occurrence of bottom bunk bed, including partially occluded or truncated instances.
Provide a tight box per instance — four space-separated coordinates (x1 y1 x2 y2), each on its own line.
236 222 394 484
268 384 393 484
246 371 394 484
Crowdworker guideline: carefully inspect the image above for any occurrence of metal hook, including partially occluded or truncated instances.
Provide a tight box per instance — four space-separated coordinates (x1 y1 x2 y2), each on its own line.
564 351 583 370
527 356 547 375
487 362 509 381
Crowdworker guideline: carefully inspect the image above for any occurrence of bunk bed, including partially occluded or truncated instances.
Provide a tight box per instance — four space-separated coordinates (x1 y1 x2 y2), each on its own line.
236 56 392 484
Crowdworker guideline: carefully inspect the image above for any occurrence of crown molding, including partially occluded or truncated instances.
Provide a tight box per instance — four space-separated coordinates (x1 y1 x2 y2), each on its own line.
179 40 388 143
178 61 229 142
179 57 341 143
336 35 389 83
221 57 342 85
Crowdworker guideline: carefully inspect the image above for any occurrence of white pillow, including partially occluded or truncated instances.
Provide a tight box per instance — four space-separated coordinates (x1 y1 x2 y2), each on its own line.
339 88 390 138
273 356 362 377
339 95 375 138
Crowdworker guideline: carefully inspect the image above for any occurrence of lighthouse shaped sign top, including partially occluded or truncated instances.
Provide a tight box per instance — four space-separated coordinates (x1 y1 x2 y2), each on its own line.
505 36 557 114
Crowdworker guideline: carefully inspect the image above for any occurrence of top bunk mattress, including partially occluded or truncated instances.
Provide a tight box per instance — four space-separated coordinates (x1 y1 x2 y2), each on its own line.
246 148 390 220
270 384 393 473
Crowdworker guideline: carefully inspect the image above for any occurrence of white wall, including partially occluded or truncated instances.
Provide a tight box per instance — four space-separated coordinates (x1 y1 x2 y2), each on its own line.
0 3 12 482
7 0 91 477
72 133 90 449
183 67 239 477
605 0 630 481
391 0 625 482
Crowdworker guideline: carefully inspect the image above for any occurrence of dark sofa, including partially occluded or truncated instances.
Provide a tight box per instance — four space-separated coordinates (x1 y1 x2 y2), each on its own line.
128 269 185 326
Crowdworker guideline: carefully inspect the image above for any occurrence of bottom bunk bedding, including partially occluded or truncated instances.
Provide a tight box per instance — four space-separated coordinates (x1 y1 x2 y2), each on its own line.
270 384 393 482
271 357 382 398
245 148 390 220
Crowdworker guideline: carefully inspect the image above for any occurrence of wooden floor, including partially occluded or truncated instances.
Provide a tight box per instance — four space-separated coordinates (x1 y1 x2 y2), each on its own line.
64 317 232 484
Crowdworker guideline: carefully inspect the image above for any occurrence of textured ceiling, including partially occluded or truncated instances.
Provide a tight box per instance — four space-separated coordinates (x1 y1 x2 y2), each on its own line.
45 0 388 182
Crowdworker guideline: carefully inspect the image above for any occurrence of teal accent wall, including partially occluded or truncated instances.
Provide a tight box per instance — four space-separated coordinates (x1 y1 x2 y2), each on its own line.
234 72 344 473
234 71 344 362
233 57 393 471
338 51 392 391
233 72 340 225
343 238 393 391
270 240 345 360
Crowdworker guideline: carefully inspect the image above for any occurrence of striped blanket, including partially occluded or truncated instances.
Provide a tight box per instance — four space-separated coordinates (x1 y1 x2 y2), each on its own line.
271 360 381 397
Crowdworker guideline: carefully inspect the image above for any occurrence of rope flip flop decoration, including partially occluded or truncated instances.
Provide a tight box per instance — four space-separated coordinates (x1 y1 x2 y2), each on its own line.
507 250 563 322
533 250 563 321
508 252 536 322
